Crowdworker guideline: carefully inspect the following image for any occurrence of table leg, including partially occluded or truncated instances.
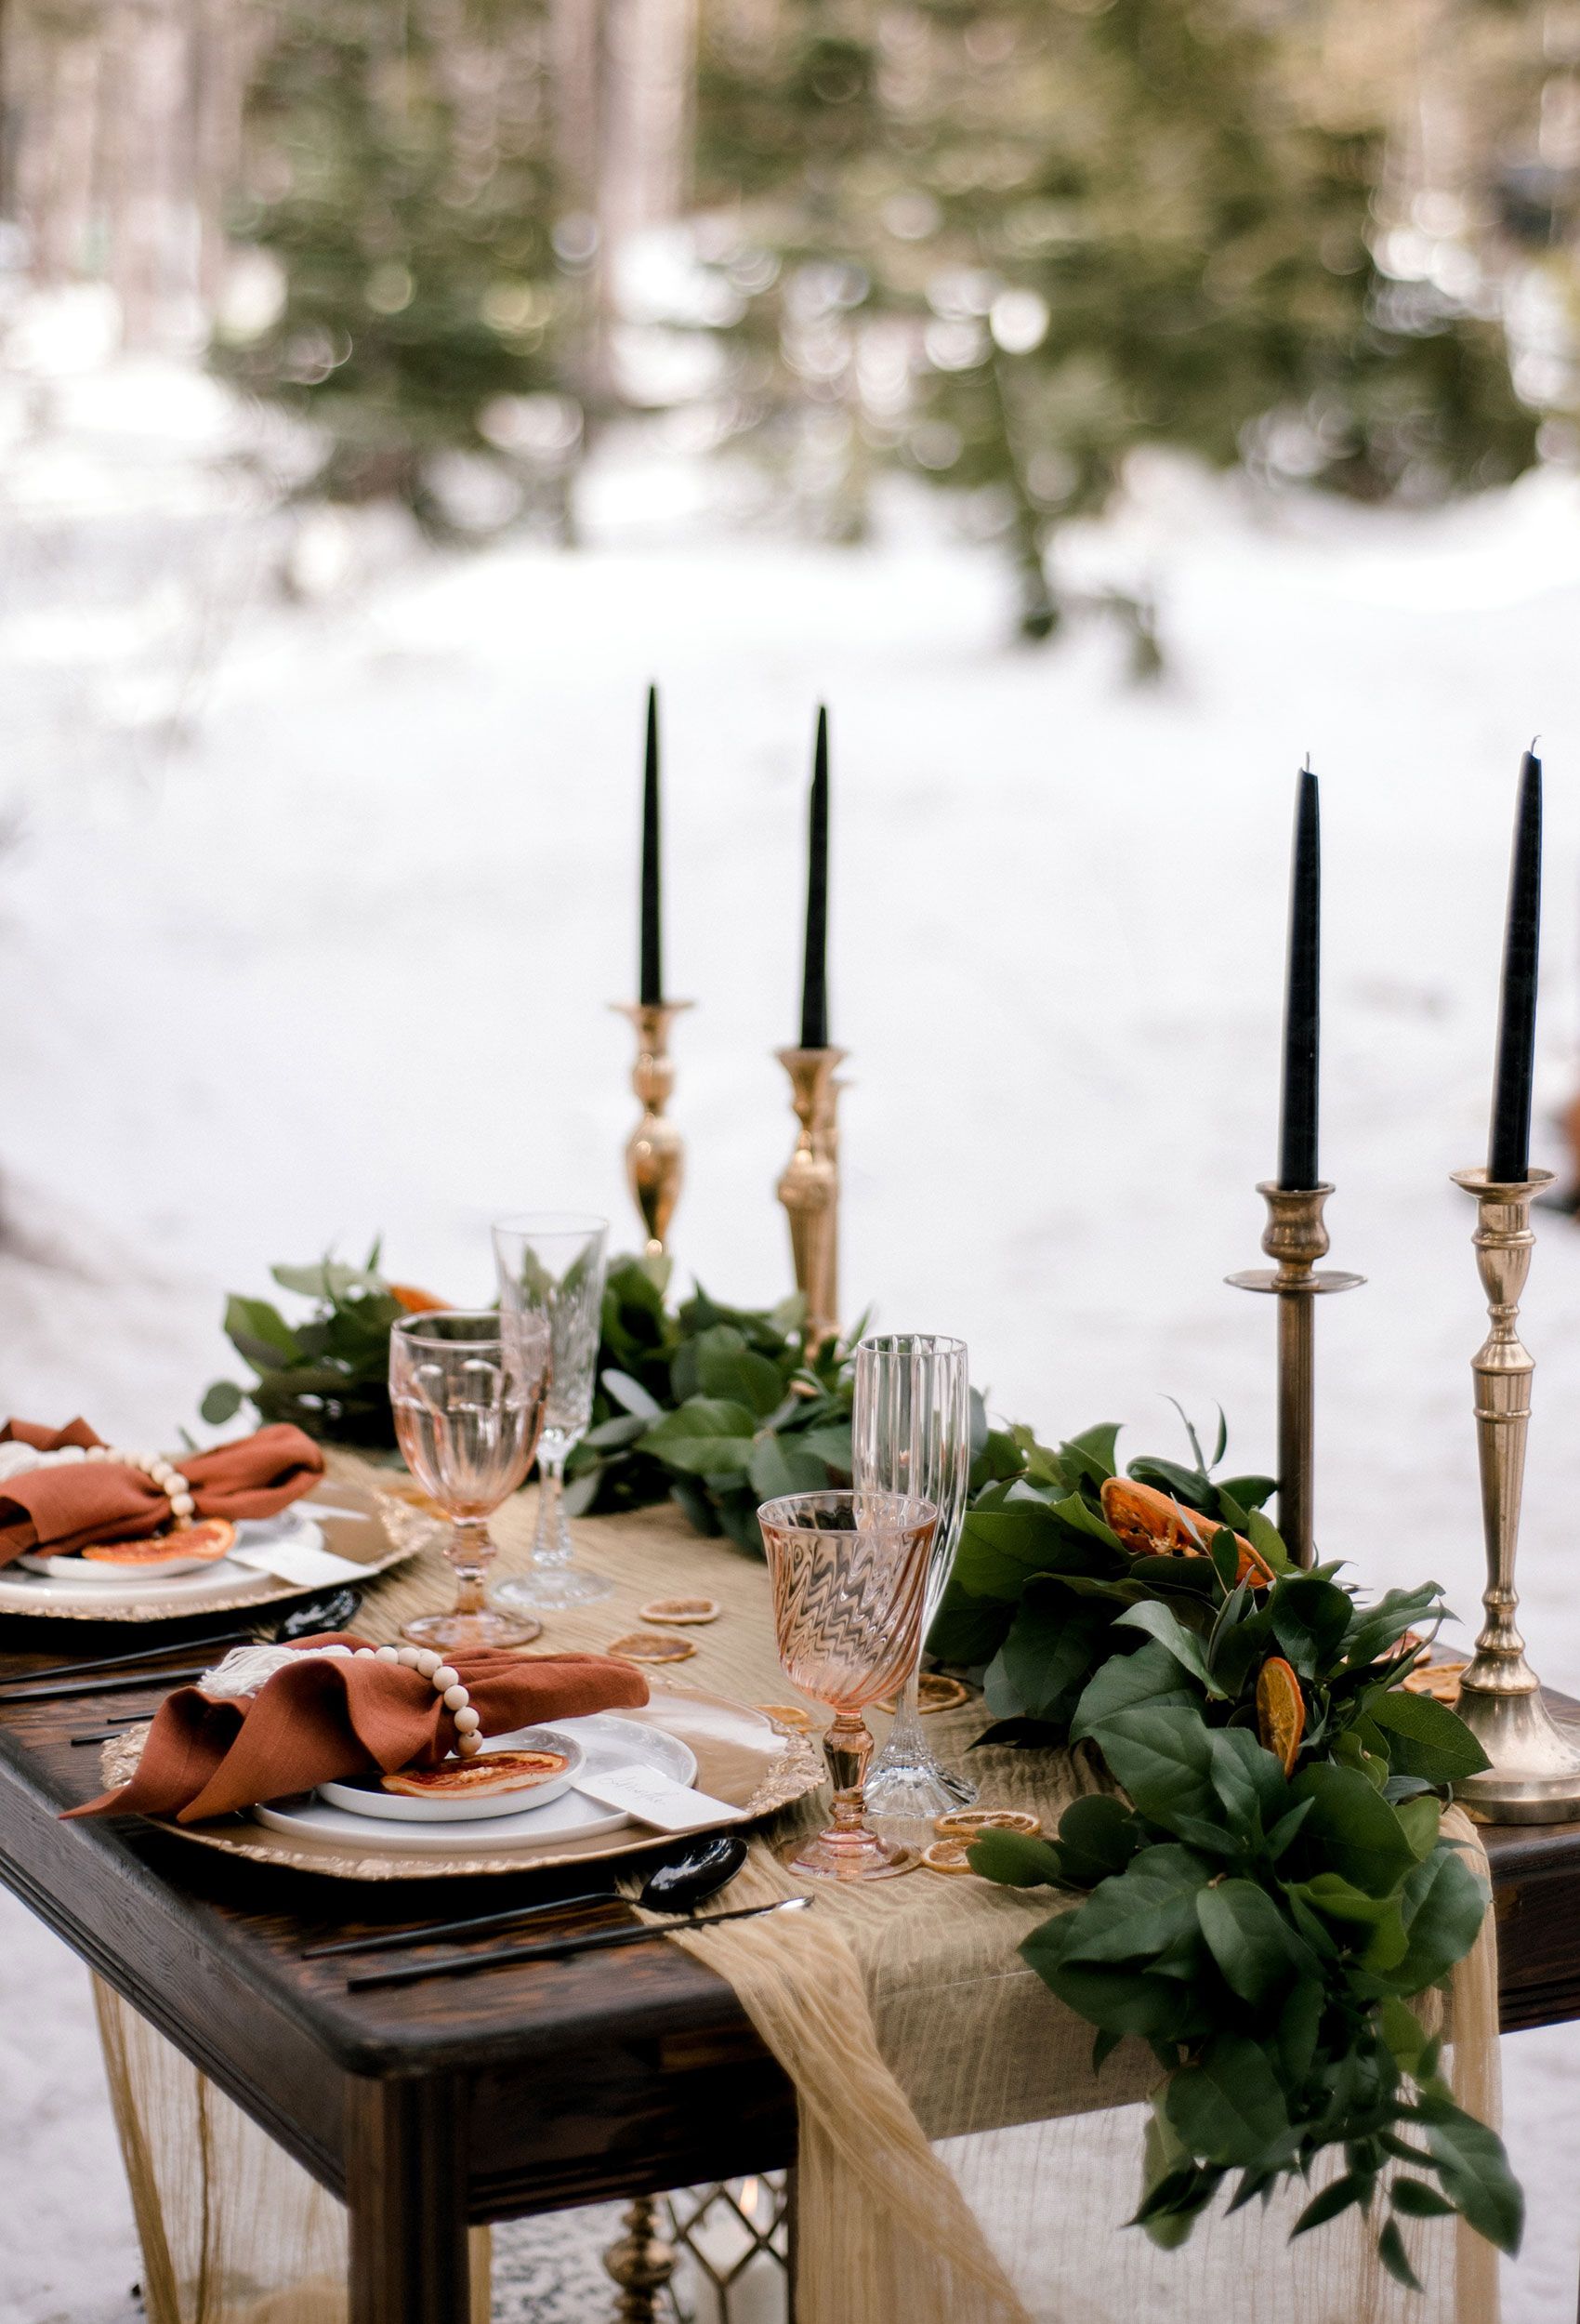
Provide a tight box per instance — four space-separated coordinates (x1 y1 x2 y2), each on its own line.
346 2075 469 2324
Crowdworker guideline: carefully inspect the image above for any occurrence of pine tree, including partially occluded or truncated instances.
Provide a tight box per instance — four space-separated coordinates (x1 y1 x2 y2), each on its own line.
214 0 580 536
692 0 1541 640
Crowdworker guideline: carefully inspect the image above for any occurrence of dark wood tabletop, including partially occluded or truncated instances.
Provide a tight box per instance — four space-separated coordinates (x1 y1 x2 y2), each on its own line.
3 1614 1578 2321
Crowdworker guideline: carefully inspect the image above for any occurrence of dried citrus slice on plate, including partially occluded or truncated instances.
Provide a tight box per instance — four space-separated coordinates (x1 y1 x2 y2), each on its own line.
1256 1655 1306 1774
933 1808 1041 1840
82 1519 237 1565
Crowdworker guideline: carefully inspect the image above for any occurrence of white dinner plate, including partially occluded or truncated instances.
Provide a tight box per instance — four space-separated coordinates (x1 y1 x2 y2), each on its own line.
316 1725 586 1823
254 1713 697 1855
14 1511 326 1596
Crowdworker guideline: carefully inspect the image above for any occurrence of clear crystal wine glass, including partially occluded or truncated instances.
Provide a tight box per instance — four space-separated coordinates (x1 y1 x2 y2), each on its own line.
389 1308 550 1652
490 1213 614 1611
854 1334 976 1818
757 1487 937 1881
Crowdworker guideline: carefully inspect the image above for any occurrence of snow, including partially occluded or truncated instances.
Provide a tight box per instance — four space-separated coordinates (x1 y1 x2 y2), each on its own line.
2 365 1580 2317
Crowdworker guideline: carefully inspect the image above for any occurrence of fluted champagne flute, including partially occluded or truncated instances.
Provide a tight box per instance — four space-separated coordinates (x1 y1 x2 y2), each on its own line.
855 1334 975 1818
389 1308 550 1652
490 1212 614 1611
757 1488 936 1881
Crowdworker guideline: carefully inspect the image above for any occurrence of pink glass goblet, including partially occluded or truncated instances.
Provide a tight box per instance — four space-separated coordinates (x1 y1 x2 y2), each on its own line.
757 1488 937 1882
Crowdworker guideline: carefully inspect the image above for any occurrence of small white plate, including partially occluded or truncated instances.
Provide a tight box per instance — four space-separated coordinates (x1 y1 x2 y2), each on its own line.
317 1726 586 1823
254 1713 697 1855
18 1511 326 1590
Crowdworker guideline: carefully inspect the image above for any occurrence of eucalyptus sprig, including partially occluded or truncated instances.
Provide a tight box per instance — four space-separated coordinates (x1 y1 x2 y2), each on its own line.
944 1413 1520 2285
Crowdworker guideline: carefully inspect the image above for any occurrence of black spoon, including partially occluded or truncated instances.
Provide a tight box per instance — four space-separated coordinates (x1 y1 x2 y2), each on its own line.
305 1832 750 1962
21 1590 366 1717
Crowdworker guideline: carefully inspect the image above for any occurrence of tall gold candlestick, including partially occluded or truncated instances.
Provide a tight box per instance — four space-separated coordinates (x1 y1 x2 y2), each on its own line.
1227 1183 1363 1569
1448 1167 1580 1822
775 1046 846 1353
612 1001 691 1257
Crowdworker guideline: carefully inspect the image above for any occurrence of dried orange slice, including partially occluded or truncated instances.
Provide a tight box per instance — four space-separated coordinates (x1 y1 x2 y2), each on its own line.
921 1839 976 1875
1099 1478 1274 1586
933 1808 1041 1840
758 1703 813 1731
878 1672 969 1716
388 1284 450 1314
82 1519 237 1566
1256 1656 1306 1775
607 1631 696 1665
639 1596 719 1626
1402 1659 1466 1705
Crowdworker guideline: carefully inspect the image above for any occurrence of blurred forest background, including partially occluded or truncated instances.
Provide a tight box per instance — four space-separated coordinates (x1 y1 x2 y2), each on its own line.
1 0 1576 643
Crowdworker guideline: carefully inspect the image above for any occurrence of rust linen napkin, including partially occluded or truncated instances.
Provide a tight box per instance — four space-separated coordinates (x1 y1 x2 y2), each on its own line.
69 1634 650 1823
0 1418 325 1565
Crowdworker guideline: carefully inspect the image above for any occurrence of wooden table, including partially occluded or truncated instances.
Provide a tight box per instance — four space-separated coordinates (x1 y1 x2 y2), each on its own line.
3 1618 1577 2323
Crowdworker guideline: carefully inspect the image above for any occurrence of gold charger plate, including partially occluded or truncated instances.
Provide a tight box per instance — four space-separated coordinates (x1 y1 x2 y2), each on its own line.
99 1688 823 1880
0 1480 428 1622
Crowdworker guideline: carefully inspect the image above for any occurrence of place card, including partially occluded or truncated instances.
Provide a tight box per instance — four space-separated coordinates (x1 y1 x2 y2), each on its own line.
230 1538 367 1589
573 1763 747 1833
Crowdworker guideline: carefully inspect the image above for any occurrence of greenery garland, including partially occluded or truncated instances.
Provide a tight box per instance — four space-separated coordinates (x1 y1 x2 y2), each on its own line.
940 1412 1521 2285
205 1249 1521 2282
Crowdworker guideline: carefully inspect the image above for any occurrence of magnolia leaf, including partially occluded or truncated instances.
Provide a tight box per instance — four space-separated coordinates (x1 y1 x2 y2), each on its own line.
583 1413 649 1450
639 1398 758 1475
1054 1860 1207 1968
696 1327 786 1418
968 1828 1063 1887
1365 1687 1491 1783
200 1380 245 1424
1270 1576 1354 1677
1165 2033 1292 2168
601 1369 664 1420
1055 1793 1145 1884
1412 2095 1523 2251
1206 1725 1289 1830
1291 2172 1371 2237
747 1437 828 1502
1071 1643 1199 1743
1376 2218 1424 2292
224 1294 300 1364
1389 2178 1455 2220
1195 1880 1310 2007
985 1593 1109 1725
792 1422 853 1466
1113 1601 1222 1695
1088 1706 1219 1830
1277 1977 1324 2085
1289 1762 1417 1898
1060 1421 1122 1483
1385 1845 1490 1992
1218 1474 1277 1513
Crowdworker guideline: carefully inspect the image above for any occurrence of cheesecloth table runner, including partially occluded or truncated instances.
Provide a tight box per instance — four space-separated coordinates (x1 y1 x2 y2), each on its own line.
91 1459 1503 2324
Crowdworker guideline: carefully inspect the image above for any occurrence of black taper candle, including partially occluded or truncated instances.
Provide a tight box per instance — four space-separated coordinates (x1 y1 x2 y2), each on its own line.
639 684 663 1007
799 705 830 1050
1488 747 1543 1183
1277 765 1321 1192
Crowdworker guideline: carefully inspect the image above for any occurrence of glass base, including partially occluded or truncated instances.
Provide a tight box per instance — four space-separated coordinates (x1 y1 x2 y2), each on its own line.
401 1605 542 1652
493 1567 615 1612
778 1827 918 1882
864 1753 977 1819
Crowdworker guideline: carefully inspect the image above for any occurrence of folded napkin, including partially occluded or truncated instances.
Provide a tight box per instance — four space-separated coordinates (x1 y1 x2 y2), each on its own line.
0 1418 324 1566
69 1633 650 1823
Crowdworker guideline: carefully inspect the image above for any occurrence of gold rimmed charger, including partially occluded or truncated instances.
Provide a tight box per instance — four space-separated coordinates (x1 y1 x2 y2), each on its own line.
0 1480 428 1622
97 1688 823 1881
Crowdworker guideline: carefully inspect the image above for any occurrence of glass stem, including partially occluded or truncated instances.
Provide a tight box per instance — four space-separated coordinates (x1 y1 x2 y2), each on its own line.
449 1519 492 1615
823 1710 875 1826
883 1665 928 1765
533 1449 571 1568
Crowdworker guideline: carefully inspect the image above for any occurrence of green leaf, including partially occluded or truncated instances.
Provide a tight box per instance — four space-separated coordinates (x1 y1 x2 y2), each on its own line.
1389 2178 1455 2219
1385 1844 1489 1991
583 1414 649 1451
1278 1978 1324 2084
985 1592 1109 1725
968 1828 1063 1887
1113 1601 1222 1695
695 1327 786 1418
200 1380 245 1424
1195 1880 1311 2007
1412 2097 1523 2251
1089 1706 1218 1831
747 1437 829 1502
1291 2172 1370 2237
926 1579 1014 1666
1165 2033 1292 2168
601 1369 664 1419
1071 1641 1197 1741
1055 1793 1146 1884
1289 1762 1417 1898
1376 2218 1424 2291
1365 1687 1491 1784
1218 1473 1277 1512
1059 1421 1122 1484
1056 1857 1208 1968
788 1423 854 1466
1378 1996 1431 2074
1206 1725 1290 1831
224 1294 300 1363
639 1399 758 1475
1270 1575 1354 1678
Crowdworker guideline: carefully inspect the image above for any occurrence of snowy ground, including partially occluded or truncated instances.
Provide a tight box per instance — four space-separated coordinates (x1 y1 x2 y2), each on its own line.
2 353 1580 2319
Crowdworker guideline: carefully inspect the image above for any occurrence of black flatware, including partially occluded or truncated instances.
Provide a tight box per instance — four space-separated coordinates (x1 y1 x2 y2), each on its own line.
346 1895 811 1992
638 1832 747 1910
0 1589 364 1708
301 1889 619 1961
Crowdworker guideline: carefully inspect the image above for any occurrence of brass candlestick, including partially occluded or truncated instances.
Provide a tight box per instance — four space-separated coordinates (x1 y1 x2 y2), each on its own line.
612 1001 691 1256
1448 1167 1580 1822
776 1045 846 1353
1227 1183 1363 1568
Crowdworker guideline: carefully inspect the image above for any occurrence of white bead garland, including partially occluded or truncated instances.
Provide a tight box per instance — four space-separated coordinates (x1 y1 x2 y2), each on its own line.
85 1442 196 1528
351 1641 483 1754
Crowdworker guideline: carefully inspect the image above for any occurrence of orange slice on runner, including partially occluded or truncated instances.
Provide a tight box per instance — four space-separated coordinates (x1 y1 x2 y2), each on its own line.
1256 1656 1306 1775
81 1519 237 1566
